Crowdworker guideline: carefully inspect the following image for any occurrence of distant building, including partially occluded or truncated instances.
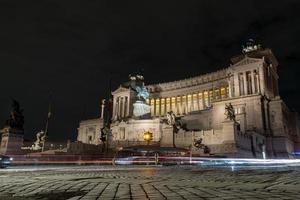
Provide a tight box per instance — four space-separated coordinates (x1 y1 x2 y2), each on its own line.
77 118 103 145
77 41 300 158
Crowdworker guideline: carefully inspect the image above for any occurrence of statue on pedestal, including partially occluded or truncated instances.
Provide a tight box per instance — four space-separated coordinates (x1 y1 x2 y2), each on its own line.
129 74 151 118
224 103 236 122
4 99 24 130
0 99 24 154
193 138 210 154
31 130 46 150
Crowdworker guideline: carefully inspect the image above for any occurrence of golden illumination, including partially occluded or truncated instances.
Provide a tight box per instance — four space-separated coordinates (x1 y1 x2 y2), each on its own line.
187 94 192 112
193 94 198 111
209 90 213 101
221 87 226 98
171 97 176 114
143 131 153 143
198 93 203 110
166 98 170 113
214 88 220 99
182 95 186 114
176 96 181 114
161 98 165 116
150 99 155 116
204 91 209 108
155 99 160 116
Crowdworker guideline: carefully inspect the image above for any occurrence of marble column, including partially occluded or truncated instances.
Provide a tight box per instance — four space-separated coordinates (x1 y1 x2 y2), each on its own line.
161 98 165 116
174 97 177 115
233 73 240 97
118 97 121 119
207 91 211 107
122 97 126 118
228 77 232 98
256 72 260 94
101 99 105 119
243 72 248 95
191 95 194 112
184 95 187 114
179 96 183 115
153 98 156 117
127 96 130 116
196 93 200 111
113 98 117 119
202 92 205 109
251 71 256 94
259 65 265 95
158 99 161 116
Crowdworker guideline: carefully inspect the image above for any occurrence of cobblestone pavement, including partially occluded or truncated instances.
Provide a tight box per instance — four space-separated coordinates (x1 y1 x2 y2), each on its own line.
0 165 300 200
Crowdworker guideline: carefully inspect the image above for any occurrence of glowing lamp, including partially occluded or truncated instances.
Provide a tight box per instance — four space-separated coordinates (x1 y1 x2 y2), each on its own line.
143 131 153 144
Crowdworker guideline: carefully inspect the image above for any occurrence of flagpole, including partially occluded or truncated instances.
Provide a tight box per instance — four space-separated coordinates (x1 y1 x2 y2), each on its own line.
42 98 52 152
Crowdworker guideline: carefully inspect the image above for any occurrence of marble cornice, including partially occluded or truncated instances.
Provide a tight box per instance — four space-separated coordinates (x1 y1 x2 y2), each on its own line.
147 68 229 93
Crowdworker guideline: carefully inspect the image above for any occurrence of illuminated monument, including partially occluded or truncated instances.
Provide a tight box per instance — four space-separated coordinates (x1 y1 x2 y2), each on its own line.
77 40 300 158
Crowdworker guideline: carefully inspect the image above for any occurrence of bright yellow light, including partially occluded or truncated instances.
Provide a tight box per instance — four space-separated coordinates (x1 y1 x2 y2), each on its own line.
143 131 153 142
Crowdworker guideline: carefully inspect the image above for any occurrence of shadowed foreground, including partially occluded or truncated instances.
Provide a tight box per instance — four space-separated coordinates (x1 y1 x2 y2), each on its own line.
0 165 299 199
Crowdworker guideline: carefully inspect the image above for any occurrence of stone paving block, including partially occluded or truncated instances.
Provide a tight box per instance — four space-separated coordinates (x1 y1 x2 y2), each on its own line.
1 166 300 199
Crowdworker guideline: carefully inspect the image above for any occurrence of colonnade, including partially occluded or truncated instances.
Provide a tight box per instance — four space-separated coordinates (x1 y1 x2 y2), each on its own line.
148 86 229 117
234 69 260 97
113 96 130 119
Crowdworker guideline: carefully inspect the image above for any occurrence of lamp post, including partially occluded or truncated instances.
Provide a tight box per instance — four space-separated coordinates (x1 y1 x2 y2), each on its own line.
101 72 121 153
41 97 52 152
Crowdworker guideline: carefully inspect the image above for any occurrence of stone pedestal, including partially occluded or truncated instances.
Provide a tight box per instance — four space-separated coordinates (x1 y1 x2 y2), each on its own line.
222 120 237 142
220 120 238 155
0 127 24 155
160 126 174 147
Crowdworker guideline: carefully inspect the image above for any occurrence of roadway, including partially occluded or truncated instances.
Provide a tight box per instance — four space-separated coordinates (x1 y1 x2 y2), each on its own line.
0 164 300 199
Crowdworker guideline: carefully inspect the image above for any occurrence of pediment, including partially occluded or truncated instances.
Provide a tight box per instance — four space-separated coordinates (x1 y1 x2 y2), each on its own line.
112 86 130 95
233 56 262 67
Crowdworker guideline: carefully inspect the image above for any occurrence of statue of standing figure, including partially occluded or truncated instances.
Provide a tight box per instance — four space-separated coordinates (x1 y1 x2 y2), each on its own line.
31 130 46 150
224 103 236 122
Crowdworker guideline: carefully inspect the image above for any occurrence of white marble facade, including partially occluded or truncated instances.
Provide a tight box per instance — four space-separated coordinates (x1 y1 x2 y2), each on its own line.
77 118 103 145
78 47 300 158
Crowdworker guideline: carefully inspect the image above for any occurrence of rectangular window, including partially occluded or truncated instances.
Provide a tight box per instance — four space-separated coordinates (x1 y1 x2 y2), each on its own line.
221 87 226 99
209 90 213 105
246 71 252 94
214 88 220 100
238 73 244 96
254 70 258 93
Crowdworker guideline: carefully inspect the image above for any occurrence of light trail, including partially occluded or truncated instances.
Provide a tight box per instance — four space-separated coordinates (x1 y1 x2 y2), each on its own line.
6 154 300 167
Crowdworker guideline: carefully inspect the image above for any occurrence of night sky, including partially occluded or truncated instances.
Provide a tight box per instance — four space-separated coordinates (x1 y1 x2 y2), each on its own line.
1 0 300 142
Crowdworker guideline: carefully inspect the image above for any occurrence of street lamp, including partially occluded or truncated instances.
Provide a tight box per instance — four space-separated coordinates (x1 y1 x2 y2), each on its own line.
143 131 153 145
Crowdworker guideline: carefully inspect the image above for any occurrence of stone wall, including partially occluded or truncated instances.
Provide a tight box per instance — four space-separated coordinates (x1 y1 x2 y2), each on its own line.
111 119 162 142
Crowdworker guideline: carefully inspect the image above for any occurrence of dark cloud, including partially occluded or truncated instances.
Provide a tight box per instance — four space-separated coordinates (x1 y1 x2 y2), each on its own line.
1 0 300 142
